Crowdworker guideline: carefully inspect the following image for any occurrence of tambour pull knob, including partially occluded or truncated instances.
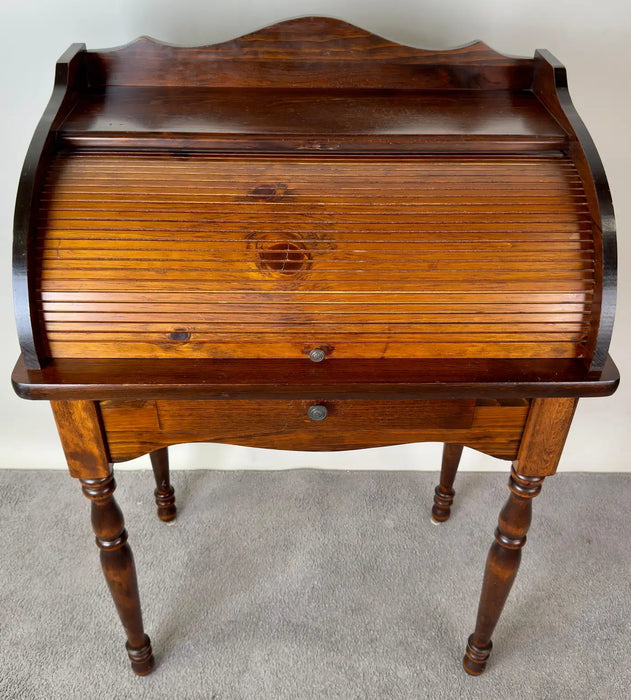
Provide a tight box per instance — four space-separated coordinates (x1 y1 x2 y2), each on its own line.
309 348 326 363
307 404 328 422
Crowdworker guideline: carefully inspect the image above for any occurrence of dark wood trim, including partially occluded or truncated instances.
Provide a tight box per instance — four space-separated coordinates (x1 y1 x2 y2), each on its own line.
59 133 567 153
12 355 619 402
463 465 545 675
533 51 617 371
80 474 154 675
12 43 86 369
84 17 534 90
431 443 464 522
58 81 567 152
149 448 176 521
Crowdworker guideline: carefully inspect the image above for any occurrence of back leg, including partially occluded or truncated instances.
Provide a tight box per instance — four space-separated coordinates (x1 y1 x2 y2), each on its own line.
431 443 464 523
149 447 176 522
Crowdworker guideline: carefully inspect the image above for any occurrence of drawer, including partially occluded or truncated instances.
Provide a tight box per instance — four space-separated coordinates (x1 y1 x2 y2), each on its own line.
99 398 529 462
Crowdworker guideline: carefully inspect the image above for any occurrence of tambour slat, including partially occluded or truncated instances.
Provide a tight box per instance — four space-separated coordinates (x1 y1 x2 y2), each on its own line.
44 222 592 233
39 291 592 303
37 152 595 360
40 261 594 273
47 330 587 341
40 281 596 296
44 320 589 331
46 340 582 359
39 249 595 262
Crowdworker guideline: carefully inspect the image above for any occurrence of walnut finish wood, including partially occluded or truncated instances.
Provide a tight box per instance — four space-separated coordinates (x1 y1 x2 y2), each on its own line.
13 355 619 402
36 152 594 361
80 474 154 675
99 398 527 462
463 465 544 675
59 87 567 152
83 17 533 91
13 19 617 375
50 400 110 479
463 394 577 674
13 43 86 369
11 17 619 678
431 443 464 522
149 447 176 521
515 397 579 477
533 51 616 371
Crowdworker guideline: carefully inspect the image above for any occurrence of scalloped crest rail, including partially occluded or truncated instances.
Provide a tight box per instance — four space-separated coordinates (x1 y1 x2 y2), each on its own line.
12 16 618 680
83 17 533 90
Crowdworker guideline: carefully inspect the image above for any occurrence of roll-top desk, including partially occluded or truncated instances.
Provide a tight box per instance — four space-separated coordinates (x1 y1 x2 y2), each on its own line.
12 17 618 676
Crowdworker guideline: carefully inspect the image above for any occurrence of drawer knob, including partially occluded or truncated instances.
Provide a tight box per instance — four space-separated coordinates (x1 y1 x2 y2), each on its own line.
309 348 326 362
307 404 328 422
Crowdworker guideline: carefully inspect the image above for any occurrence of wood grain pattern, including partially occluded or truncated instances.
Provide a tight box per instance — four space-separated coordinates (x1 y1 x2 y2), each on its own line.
12 355 620 401
50 400 110 478
83 17 533 90
514 397 578 476
99 398 528 462
59 87 567 152
37 152 594 361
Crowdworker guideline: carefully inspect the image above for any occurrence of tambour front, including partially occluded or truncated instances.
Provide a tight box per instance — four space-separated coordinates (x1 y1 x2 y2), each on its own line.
40 152 593 361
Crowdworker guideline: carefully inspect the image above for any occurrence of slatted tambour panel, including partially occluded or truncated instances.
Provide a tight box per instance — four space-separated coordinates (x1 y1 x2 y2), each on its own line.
36 152 595 360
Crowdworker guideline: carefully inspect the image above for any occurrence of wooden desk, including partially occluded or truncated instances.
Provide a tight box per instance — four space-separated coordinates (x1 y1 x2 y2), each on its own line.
12 17 618 676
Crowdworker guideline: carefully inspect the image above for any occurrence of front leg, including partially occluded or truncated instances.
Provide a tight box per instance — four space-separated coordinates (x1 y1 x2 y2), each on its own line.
462 465 543 675
462 397 577 674
80 474 155 675
51 401 155 675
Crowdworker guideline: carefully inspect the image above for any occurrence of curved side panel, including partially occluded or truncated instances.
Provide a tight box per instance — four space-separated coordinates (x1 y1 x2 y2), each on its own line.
13 43 85 369
533 50 617 371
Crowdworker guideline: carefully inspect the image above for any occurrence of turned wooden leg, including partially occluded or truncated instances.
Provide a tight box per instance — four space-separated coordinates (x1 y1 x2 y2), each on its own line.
431 443 464 522
463 464 544 676
81 474 155 675
150 447 176 522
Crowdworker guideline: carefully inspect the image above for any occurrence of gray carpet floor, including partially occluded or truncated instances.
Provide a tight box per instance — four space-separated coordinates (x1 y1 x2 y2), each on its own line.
0 469 629 700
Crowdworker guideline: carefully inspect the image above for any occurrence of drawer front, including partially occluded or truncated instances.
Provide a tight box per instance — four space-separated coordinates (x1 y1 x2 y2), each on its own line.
99 398 529 461
39 152 592 361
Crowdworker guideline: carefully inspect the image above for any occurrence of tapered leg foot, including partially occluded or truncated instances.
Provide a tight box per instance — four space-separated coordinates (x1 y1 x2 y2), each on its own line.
462 464 544 675
432 443 464 522
81 474 155 675
463 635 492 675
150 447 176 522
126 635 155 675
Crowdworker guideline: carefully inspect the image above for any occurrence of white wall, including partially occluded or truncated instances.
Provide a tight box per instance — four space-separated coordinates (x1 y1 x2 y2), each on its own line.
1 0 629 472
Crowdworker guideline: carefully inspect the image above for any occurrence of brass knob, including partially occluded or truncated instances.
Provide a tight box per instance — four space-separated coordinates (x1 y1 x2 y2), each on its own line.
307 404 328 422
309 348 326 362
